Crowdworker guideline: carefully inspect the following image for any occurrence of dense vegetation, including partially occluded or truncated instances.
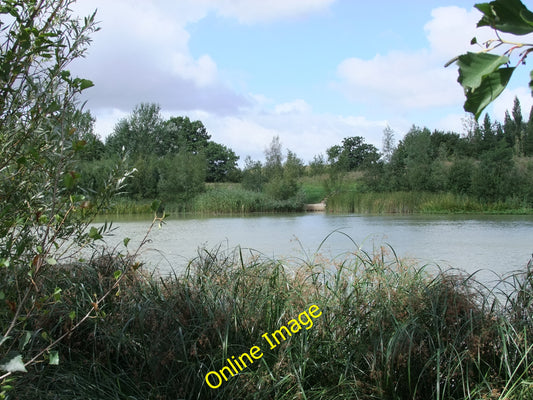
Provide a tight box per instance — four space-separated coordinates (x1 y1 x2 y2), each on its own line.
76 96 533 214
2 1 533 400
11 244 533 400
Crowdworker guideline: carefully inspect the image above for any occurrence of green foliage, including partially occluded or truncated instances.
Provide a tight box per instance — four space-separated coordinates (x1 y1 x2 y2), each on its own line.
448 0 533 119
157 152 206 203
0 0 131 391
10 245 533 399
163 115 211 155
263 135 284 180
448 158 475 195
205 142 240 182
471 144 515 201
308 154 327 176
106 103 164 156
241 156 265 192
327 136 380 171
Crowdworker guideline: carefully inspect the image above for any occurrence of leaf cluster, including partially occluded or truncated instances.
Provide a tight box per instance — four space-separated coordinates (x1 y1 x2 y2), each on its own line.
449 0 533 119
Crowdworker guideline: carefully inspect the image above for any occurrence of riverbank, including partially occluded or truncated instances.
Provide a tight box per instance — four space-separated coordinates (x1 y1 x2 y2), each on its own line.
326 191 533 214
103 185 533 216
11 246 533 399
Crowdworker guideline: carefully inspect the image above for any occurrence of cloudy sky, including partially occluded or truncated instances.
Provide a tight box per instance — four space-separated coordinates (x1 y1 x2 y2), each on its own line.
70 0 533 164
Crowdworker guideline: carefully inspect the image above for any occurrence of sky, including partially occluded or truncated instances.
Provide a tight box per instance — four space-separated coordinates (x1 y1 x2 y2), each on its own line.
70 0 533 164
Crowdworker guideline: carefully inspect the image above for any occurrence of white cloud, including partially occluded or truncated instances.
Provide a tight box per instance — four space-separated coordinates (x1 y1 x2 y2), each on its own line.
72 0 248 114
337 50 464 110
335 6 494 114
171 54 218 87
424 6 486 59
274 99 311 115
200 105 387 164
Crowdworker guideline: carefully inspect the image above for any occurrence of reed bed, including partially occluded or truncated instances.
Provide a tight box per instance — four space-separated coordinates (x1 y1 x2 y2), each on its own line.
8 242 533 399
327 191 533 214
191 186 305 214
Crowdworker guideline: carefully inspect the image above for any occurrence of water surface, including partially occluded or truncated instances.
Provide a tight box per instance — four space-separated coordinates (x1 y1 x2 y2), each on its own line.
98 213 533 282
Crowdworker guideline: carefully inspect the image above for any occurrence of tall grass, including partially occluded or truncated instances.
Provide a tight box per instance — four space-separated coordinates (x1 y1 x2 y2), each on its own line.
104 186 306 216
10 242 533 399
327 191 533 214
191 186 305 214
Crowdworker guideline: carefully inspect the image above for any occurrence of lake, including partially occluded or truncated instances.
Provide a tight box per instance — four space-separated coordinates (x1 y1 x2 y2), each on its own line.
97 213 533 283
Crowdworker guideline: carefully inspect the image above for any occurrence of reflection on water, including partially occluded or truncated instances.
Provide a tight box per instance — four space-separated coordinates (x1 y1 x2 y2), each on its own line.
96 213 533 282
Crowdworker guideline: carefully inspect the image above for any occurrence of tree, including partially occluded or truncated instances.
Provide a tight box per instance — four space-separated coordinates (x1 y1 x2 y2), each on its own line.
402 127 433 191
205 141 240 182
265 150 304 200
327 136 380 171
525 105 533 155
264 135 284 179
0 0 128 386
71 110 105 161
382 125 396 163
106 103 164 156
448 0 533 119
157 152 206 203
163 116 211 155
308 154 327 176
241 156 264 192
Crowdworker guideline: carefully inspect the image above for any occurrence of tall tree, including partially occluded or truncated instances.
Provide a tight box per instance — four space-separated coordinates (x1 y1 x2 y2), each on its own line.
264 135 284 179
163 116 211 155
106 103 164 156
525 105 533 156
327 136 380 171
205 142 239 182
382 125 396 163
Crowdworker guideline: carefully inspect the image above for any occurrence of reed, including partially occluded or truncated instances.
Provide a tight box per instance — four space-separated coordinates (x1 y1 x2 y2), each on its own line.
191 186 305 214
327 191 533 214
9 241 533 399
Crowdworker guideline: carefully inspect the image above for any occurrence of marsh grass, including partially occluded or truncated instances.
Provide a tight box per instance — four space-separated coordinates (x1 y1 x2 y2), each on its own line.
327 191 533 214
105 186 306 216
191 186 305 214
9 244 533 399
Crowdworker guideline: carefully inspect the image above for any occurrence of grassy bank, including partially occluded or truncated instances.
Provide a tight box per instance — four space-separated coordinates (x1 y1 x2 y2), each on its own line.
104 181 533 216
327 191 533 214
105 185 306 216
9 244 533 399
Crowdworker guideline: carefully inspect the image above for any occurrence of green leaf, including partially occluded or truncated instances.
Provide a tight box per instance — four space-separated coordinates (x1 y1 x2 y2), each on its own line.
46 257 57 266
464 67 515 119
48 351 59 365
123 237 130 247
0 354 27 373
19 331 31 351
69 310 76 321
454 52 516 119
113 270 122 280
88 226 103 240
457 52 509 90
79 78 94 91
150 200 161 213
475 0 533 35
52 287 62 301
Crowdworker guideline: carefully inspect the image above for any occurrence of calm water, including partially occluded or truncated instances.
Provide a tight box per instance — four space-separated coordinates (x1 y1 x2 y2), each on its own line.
98 213 533 282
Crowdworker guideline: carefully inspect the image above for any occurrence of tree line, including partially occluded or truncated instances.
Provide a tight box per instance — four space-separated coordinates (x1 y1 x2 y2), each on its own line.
76 97 533 207
362 97 533 204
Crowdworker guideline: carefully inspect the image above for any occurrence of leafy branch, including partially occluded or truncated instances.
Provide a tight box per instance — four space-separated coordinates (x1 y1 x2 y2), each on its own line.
447 0 533 119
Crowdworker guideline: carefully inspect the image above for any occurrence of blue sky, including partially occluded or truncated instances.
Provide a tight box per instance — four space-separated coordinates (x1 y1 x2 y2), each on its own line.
71 0 533 164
